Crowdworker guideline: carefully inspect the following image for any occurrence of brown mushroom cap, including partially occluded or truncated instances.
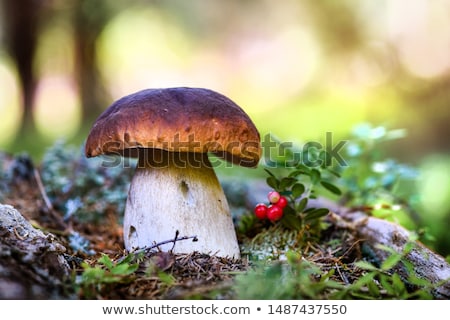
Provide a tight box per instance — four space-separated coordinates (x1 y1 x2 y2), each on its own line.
85 87 261 167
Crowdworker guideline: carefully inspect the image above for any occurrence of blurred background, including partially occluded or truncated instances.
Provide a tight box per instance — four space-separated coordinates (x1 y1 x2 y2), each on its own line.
0 0 449 254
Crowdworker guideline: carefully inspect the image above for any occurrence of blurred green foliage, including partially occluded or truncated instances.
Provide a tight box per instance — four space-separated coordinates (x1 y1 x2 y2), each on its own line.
237 123 448 256
338 124 420 225
336 124 449 254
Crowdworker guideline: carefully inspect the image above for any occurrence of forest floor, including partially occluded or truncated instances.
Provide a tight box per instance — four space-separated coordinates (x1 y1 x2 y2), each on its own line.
1 149 449 299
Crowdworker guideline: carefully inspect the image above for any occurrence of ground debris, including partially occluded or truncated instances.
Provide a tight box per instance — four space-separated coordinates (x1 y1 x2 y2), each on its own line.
0 203 72 299
80 250 248 299
1 150 449 299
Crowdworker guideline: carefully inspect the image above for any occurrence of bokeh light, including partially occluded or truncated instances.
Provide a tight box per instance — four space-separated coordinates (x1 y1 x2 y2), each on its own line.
97 6 195 99
386 0 450 78
34 75 81 140
0 55 21 147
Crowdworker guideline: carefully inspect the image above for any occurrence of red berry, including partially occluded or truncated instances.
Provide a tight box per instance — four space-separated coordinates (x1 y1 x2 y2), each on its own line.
277 196 288 208
267 205 283 221
254 203 268 220
268 191 280 204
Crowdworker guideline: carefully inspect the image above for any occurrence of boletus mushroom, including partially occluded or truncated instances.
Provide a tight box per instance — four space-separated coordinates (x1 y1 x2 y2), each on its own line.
85 87 261 258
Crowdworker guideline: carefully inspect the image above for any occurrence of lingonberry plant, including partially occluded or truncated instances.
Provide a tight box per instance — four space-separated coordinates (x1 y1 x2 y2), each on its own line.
256 162 341 232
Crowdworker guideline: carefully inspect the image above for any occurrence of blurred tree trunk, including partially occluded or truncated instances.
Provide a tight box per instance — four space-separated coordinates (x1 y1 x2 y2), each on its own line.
1 0 117 144
1 0 43 137
72 0 115 123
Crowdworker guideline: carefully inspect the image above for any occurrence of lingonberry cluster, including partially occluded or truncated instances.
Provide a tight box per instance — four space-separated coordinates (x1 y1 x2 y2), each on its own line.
254 190 288 222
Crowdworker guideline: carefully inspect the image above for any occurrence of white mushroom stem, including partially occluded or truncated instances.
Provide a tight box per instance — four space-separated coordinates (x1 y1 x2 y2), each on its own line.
123 149 240 258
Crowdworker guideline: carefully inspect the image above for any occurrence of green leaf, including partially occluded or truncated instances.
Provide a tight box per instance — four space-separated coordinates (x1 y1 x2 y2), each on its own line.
279 177 297 190
381 253 402 271
354 260 378 271
329 290 346 299
291 183 305 198
119 253 135 265
296 197 308 212
324 280 345 290
379 274 395 296
367 279 380 297
401 259 415 275
375 244 397 255
319 268 335 281
407 274 431 287
98 254 114 270
351 272 376 290
157 271 175 285
326 168 341 178
391 273 406 295
320 181 342 196
288 169 304 178
402 241 416 255
81 267 105 282
303 207 315 213
114 262 139 276
295 163 311 174
304 208 329 221
264 168 275 177
409 290 433 300
266 176 279 190
81 261 92 271
111 263 129 275
281 208 302 230
310 169 321 184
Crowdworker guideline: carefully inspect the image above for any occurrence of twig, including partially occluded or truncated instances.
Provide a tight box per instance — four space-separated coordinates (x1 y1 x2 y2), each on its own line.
171 230 180 252
337 238 364 262
335 262 349 285
33 168 66 229
123 232 199 260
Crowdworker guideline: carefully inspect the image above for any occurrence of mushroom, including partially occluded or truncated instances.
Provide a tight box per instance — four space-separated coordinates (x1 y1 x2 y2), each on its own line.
85 87 261 258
